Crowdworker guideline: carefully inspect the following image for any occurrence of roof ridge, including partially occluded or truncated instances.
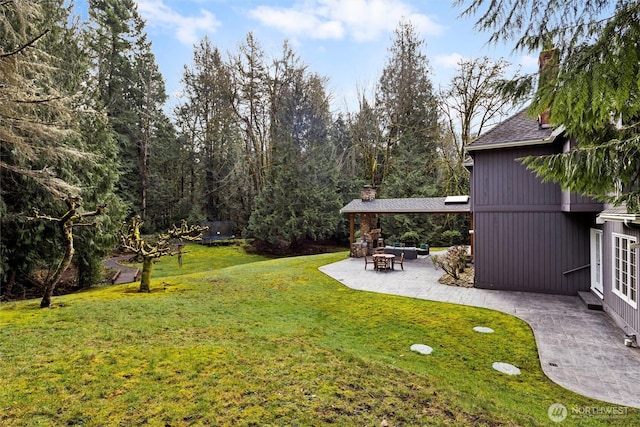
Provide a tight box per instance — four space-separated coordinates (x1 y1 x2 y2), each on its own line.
468 107 530 146
467 106 559 150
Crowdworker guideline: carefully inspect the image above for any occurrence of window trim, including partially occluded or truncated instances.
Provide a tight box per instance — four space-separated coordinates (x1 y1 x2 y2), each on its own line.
611 233 638 309
590 229 603 298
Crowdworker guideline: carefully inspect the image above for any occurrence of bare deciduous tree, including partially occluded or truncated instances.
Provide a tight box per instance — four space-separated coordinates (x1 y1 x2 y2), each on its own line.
438 57 522 195
440 57 520 156
119 217 206 292
28 197 106 308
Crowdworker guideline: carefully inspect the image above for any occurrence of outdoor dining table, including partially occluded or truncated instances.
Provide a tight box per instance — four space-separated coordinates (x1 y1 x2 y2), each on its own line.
373 253 395 271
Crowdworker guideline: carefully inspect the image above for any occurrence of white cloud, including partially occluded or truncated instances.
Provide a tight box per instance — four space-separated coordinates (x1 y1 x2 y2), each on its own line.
434 53 465 69
519 54 539 70
249 6 344 40
249 0 444 42
136 0 220 45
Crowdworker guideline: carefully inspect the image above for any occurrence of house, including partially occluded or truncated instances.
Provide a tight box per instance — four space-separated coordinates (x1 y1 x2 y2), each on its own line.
595 205 640 341
467 109 639 340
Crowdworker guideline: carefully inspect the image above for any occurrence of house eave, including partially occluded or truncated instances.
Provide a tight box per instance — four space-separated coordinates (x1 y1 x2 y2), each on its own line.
466 125 565 152
339 197 471 215
595 213 640 225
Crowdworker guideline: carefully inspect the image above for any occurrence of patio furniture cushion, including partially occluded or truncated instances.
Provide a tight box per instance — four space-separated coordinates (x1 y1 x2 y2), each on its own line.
384 246 418 259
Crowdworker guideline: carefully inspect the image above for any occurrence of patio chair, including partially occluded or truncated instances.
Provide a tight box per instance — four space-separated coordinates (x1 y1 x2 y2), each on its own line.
396 252 405 270
374 256 388 272
364 255 374 270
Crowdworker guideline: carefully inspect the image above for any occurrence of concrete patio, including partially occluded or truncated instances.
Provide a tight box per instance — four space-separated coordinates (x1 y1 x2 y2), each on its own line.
318 254 640 409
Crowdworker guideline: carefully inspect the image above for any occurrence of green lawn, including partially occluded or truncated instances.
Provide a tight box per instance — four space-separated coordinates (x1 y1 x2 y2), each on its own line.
140 243 275 278
0 245 637 426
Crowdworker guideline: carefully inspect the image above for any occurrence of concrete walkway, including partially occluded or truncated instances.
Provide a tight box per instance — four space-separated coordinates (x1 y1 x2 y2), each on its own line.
318 255 640 408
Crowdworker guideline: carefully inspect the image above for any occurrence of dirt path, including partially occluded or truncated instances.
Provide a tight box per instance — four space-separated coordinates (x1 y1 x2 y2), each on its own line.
104 255 139 284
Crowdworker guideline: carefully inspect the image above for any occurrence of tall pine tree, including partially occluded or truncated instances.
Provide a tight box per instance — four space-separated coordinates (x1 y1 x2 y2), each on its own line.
376 19 440 193
175 38 241 225
88 0 172 226
374 20 442 244
248 44 340 249
1 0 123 298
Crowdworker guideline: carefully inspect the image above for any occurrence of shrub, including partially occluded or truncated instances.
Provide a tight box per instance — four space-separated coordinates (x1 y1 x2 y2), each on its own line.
399 231 420 246
441 230 462 246
432 245 468 280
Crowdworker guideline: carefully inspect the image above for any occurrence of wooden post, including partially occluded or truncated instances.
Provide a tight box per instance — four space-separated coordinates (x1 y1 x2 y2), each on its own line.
349 214 355 245
469 213 474 261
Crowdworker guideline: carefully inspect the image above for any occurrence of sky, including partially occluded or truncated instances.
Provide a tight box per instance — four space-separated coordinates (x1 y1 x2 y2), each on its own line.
83 0 540 115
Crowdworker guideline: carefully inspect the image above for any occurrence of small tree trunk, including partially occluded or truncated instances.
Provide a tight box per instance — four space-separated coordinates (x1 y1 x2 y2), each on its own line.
139 257 153 293
5 270 16 298
40 223 75 308
30 197 104 307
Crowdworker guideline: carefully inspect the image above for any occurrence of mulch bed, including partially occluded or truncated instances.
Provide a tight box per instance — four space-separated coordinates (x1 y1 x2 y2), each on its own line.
438 265 475 288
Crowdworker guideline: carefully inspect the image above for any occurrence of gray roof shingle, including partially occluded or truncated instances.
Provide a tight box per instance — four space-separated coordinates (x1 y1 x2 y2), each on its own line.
598 203 639 218
340 197 470 214
467 108 560 151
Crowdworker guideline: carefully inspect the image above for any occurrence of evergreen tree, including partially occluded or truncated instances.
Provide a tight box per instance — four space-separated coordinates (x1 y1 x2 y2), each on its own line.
1 0 123 298
72 113 124 288
349 95 384 186
50 1 124 288
146 115 184 230
248 45 340 249
332 113 357 181
175 38 240 225
376 19 440 191
228 32 271 213
87 0 139 210
374 20 442 244
88 0 172 225
130 26 168 223
1 0 80 198
458 0 640 210
331 113 364 242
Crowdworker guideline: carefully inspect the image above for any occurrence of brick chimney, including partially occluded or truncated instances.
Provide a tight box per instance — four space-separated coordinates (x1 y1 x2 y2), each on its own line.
538 48 558 129
361 185 376 202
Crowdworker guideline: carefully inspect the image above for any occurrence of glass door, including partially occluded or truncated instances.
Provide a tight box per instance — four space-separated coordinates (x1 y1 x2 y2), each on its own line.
590 229 603 298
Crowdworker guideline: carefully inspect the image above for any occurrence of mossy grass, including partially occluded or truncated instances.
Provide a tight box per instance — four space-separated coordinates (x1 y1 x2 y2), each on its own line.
141 242 275 279
1 249 637 425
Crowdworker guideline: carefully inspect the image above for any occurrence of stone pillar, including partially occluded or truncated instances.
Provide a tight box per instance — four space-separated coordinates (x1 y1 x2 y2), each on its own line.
361 185 376 201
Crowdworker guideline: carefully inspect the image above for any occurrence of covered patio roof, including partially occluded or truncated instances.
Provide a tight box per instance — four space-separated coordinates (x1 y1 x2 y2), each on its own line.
340 196 471 215
340 196 472 250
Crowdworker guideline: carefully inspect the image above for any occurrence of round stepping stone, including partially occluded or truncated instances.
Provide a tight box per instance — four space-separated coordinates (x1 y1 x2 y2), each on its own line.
410 344 433 355
473 326 494 334
492 362 521 375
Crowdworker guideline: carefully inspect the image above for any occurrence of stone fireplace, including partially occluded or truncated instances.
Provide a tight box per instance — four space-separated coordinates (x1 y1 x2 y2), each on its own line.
358 186 380 254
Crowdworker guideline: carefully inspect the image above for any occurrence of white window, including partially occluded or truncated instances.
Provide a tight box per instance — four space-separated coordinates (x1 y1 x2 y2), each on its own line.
612 233 638 308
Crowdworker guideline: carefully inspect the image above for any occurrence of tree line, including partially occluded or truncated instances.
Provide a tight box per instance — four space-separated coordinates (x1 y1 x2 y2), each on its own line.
1 0 522 300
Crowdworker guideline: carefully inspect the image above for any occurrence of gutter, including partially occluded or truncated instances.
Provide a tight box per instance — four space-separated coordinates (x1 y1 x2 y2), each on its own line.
466 125 565 152
596 213 640 225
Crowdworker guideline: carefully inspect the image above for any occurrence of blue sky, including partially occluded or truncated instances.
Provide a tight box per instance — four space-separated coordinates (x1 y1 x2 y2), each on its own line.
92 1 540 114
